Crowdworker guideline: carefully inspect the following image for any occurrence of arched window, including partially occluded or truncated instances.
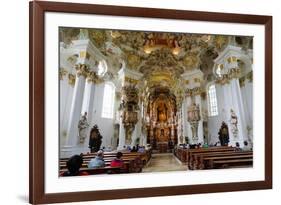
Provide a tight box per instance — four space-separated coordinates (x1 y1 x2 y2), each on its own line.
101 82 115 119
208 84 218 116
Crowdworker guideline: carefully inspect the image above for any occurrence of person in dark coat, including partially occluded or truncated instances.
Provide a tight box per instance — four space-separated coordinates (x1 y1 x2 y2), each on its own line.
89 124 103 153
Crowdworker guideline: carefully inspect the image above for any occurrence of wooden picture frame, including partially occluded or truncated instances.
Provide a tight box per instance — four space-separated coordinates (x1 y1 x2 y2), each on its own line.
29 1 272 204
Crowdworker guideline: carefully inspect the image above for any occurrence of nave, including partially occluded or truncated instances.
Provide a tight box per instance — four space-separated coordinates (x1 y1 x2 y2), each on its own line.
142 153 186 173
59 28 254 176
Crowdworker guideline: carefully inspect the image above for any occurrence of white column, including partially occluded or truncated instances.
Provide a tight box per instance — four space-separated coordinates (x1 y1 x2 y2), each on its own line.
185 96 194 144
131 111 140 146
118 123 126 150
177 111 181 145
195 94 204 144
75 79 96 153
61 72 86 157
81 80 96 123
230 79 247 146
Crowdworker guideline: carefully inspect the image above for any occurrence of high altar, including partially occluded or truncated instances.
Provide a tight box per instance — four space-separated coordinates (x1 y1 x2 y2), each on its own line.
146 89 177 152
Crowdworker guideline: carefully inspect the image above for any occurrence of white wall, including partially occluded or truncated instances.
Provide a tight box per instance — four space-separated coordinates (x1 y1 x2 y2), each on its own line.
3 0 280 205
90 83 115 148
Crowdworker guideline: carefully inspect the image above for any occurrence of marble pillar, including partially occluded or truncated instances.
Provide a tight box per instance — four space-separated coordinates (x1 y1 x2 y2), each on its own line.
195 94 204 144
61 67 87 157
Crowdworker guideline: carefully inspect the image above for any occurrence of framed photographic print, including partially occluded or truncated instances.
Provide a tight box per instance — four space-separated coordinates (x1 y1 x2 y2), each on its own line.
29 1 272 204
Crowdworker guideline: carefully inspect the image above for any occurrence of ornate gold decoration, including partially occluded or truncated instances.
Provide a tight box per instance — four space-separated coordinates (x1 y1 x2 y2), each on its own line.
217 64 224 69
68 73 76 86
214 35 229 50
79 51 90 59
182 52 200 69
89 30 107 48
228 68 241 79
187 103 201 140
75 64 89 78
86 71 103 84
59 68 68 80
246 71 253 83
215 68 241 85
125 77 139 85
201 91 207 100
126 52 141 69
239 76 246 87
227 56 238 64
120 85 140 144
185 87 202 97
194 78 201 83
215 74 230 85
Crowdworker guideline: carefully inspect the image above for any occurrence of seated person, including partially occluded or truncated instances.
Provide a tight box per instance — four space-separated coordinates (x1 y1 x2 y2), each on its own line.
88 150 105 168
138 146 145 153
242 141 252 151
110 152 124 167
189 144 196 149
131 146 137 152
126 145 131 151
234 142 242 151
136 144 140 152
60 154 89 176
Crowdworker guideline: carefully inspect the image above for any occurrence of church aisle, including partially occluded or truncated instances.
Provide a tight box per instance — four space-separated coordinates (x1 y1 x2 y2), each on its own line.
142 153 187 173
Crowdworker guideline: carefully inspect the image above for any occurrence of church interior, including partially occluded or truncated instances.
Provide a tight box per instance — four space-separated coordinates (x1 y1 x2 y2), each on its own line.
59 28 253 175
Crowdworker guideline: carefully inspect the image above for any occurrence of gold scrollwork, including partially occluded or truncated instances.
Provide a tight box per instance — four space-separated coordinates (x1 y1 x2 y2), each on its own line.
75 64 90 78
215 68 241 85
239 76 246 87
125 77 139 85
68 73 76 87
246 71 253 83
86 71 104 84
227 56 238 64
59 68 68 80
185 87 202 97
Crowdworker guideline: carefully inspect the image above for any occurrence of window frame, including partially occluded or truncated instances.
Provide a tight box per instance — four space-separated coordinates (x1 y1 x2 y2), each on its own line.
101 82 115 119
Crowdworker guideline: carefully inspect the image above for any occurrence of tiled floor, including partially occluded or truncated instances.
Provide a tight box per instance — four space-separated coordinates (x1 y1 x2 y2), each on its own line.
142 153 187 173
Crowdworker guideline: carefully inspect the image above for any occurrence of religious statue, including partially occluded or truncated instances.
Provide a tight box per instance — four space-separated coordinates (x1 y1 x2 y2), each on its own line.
78 112 89 144
89 124 103 153
157 103 167 122
218 121 229 146
230 109 238 137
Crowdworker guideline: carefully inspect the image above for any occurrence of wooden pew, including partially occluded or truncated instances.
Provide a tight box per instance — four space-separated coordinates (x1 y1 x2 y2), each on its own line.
205 154 253 169
186 146 236 166
60 166 122 175
191 151 252 169
174 147 188 163
193 151 253 169
213 158 253 168
61 150 151 165
59 152 144 174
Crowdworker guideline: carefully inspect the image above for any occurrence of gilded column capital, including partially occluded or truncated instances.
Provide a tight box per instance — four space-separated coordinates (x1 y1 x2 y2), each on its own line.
185 87 202 97
86 71 104 84
246 70 253 83
75 64 90 78
239 76 246 87
59 68 68 80
68 73 76 87
215 67 241 85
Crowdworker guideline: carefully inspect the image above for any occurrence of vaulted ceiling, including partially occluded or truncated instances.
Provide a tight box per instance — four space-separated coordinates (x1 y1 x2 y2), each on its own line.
60 28 252 87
